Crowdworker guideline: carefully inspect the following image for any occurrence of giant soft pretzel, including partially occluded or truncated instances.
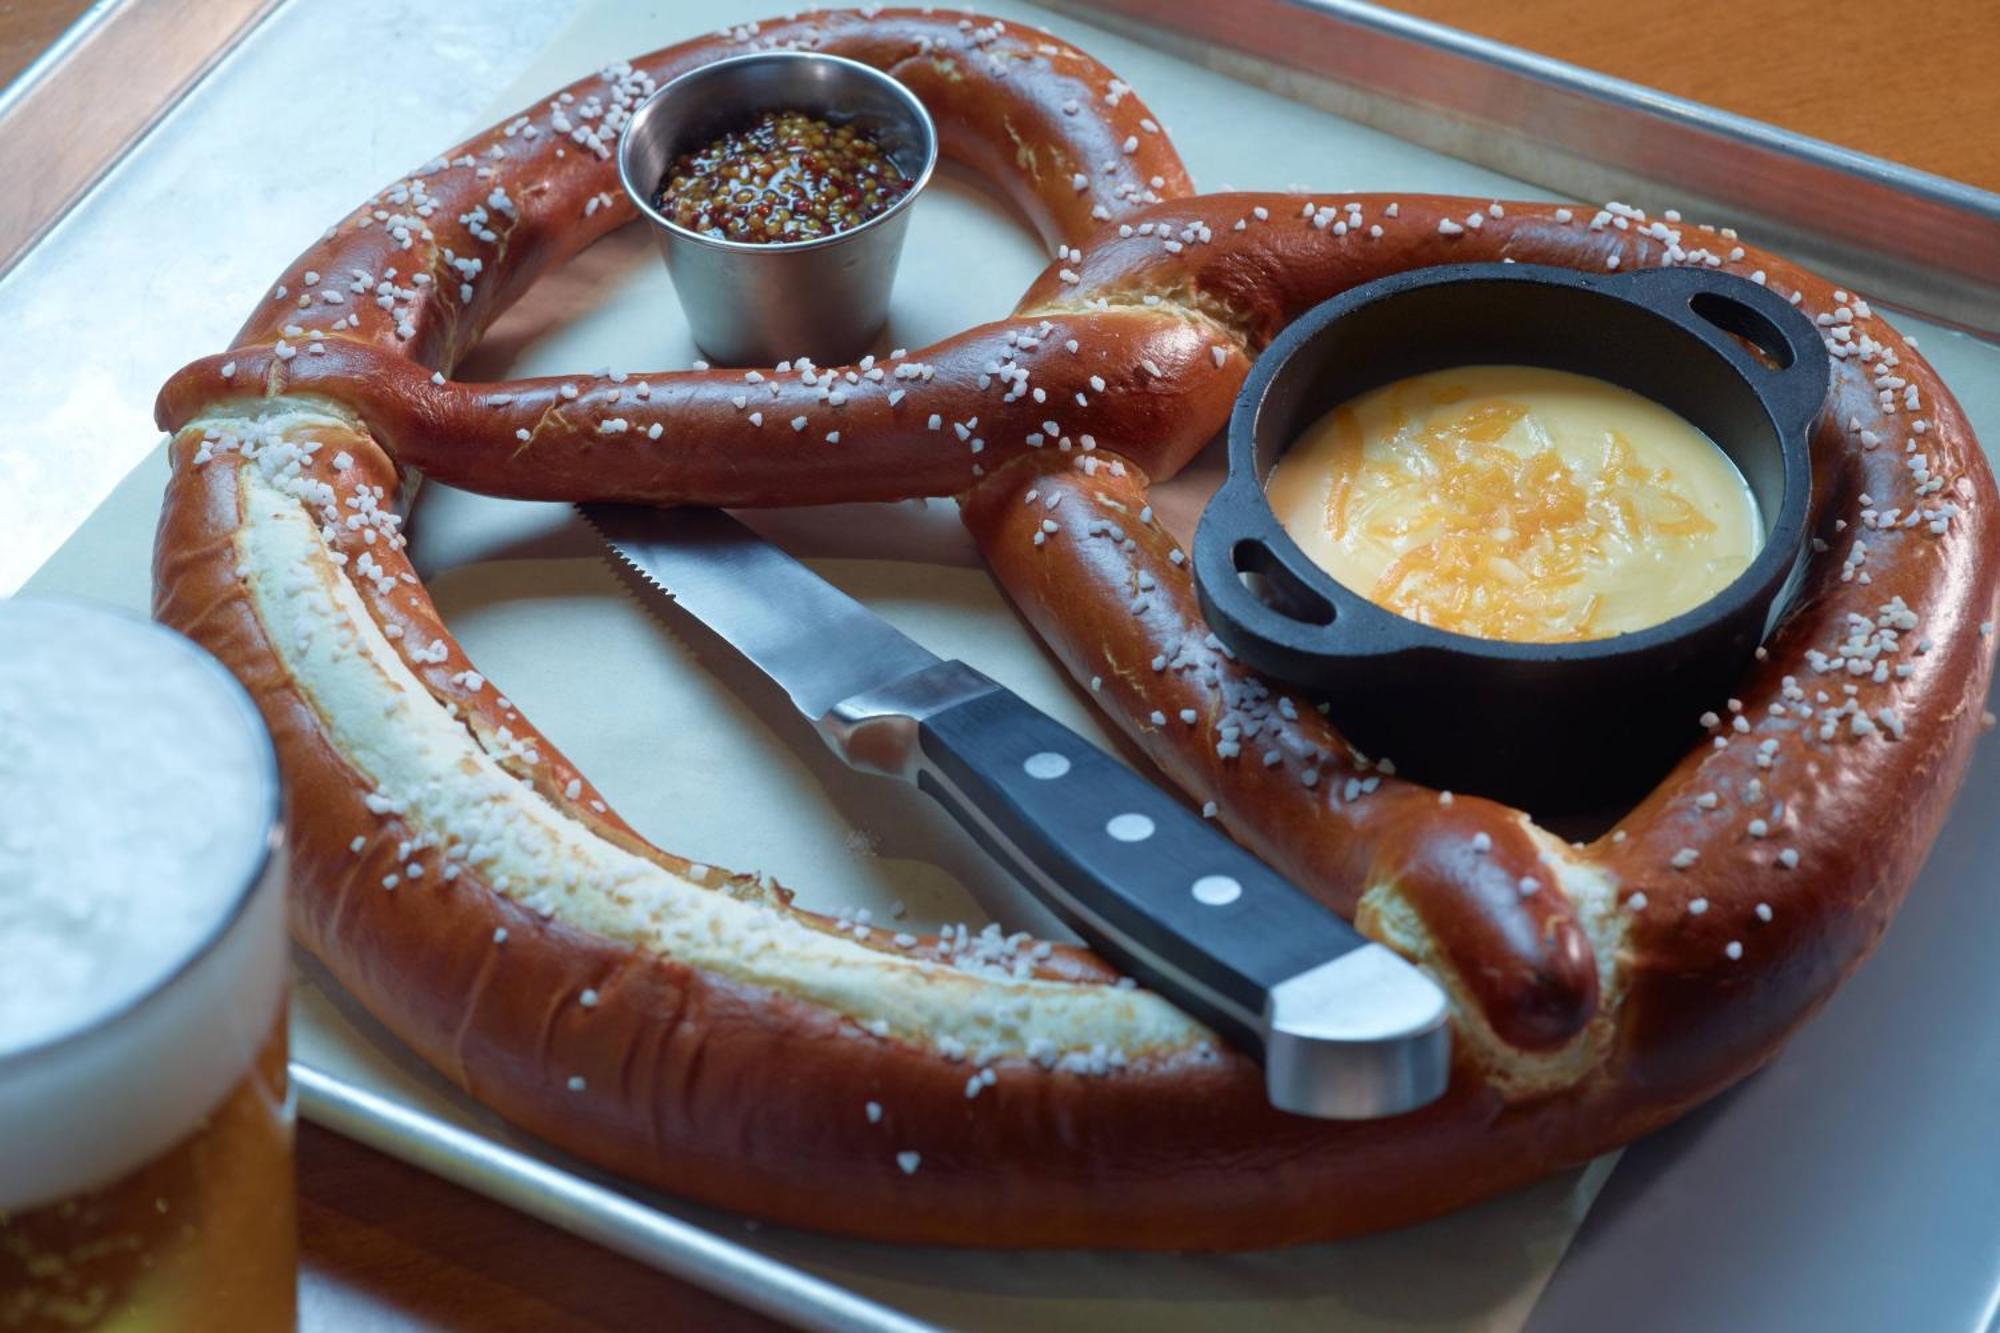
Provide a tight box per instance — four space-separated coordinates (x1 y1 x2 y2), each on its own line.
152 9 1998 1248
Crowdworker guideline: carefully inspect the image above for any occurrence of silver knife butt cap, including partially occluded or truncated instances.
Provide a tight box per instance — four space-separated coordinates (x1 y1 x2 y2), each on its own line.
1263 944 1453 1119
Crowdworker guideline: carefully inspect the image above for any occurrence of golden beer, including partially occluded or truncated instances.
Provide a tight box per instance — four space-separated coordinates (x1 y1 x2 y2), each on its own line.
0 599 295 1332
0 1020 293 1331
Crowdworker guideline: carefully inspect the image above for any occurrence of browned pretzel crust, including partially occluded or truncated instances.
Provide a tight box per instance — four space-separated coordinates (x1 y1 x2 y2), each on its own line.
151 8 1998 1248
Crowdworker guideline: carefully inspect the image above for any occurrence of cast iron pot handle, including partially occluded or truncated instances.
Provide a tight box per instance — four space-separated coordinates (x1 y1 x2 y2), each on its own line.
1620 266 1833 444
1192 476 1357 681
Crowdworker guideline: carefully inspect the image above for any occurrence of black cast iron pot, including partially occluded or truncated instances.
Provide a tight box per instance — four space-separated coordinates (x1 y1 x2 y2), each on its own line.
1192 262 1829 814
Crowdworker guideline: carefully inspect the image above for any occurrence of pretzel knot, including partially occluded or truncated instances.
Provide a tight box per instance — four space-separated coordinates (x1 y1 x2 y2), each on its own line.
151 9 1998 1248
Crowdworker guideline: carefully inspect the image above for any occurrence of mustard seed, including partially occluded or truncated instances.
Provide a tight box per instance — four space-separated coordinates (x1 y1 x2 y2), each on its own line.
655 110 912 244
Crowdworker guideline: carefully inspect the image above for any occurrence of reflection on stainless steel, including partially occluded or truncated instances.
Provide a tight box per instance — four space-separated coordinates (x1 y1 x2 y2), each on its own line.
0 0 276 278
617 52 938 365
293 1065 940 1333
1047 0 2000 336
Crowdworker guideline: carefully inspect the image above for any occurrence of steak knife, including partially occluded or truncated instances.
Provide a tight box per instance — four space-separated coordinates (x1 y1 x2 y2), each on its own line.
580 503 1451 1120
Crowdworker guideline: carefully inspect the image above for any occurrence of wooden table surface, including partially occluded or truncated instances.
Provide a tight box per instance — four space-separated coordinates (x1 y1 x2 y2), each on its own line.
296 1125 782 1332
1 0 1992 1329
1387 0 2000 193
0 0 80 85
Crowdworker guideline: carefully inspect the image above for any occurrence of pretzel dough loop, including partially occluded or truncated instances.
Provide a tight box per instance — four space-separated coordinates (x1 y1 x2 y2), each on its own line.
149 9 1999 1248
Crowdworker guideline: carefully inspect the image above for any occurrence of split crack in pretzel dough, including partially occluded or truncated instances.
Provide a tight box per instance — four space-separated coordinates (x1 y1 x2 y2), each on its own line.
151 9 1999 1248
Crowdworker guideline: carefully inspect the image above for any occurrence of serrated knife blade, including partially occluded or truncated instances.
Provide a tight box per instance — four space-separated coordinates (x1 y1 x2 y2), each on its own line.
581 502 942 721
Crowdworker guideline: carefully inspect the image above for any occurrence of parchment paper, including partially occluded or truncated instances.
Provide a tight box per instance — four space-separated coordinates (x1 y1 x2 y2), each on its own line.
24 0 2000 1326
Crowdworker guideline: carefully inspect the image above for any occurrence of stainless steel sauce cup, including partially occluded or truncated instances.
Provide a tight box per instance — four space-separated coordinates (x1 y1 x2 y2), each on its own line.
616 52 937 367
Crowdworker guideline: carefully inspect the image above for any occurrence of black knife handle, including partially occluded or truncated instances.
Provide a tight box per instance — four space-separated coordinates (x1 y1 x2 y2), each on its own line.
913 685 1374 1048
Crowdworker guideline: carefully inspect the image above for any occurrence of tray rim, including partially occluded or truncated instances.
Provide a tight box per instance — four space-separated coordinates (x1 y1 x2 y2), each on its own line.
14 0 1980 1327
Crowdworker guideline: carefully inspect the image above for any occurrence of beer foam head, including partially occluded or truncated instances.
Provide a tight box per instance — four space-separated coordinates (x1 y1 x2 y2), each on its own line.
0 599 274 1052
0 598 284 1208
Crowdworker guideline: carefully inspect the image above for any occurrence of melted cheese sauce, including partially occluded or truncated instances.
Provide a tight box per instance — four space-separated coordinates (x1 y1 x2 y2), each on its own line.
1268 365 1761 642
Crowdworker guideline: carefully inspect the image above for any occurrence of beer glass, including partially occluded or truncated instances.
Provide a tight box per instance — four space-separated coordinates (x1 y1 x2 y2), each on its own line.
0 598 294 1331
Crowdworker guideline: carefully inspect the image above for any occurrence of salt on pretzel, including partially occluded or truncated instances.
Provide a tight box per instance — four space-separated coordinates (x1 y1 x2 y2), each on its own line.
152 8 1999 1248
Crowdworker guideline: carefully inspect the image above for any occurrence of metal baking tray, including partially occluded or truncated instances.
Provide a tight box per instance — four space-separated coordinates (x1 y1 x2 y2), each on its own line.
8 0 1999 1329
